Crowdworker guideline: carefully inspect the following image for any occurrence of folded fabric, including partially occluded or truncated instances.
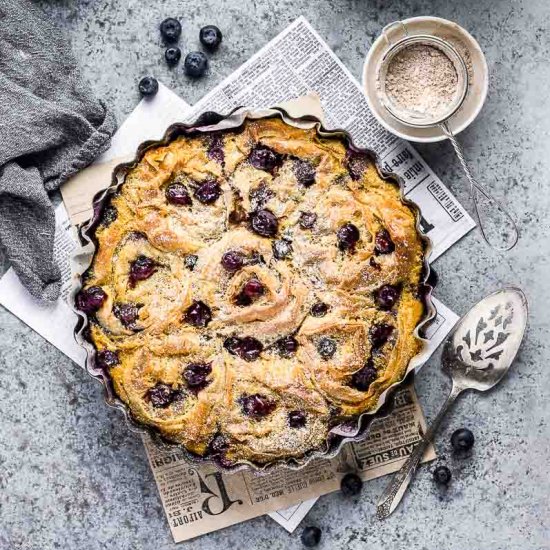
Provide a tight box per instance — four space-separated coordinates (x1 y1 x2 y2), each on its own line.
0 0 116 301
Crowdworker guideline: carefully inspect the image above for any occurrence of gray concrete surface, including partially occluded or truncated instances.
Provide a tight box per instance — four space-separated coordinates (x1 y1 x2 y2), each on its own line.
1 0 549 548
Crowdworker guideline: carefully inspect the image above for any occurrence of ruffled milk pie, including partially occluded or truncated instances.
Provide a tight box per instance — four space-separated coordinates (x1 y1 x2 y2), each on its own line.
77 118 427 466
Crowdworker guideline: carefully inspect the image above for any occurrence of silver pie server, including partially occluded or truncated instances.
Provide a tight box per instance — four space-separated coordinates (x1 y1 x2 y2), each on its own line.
377 287 528 519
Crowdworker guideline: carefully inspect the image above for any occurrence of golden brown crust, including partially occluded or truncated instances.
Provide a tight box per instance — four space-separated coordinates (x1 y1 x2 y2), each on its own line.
79 118 426 465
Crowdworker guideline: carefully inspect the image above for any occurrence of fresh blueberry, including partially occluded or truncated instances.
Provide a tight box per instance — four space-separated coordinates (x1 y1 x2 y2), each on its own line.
138 76 159 97
301 526 322 548
160 17 182 42
129 256 157 288
113 303 141 329
194 180 221 204
183 362 212 389
96 350 119 370
199 25 223 50
374 229 395 255
288 410 307 428
451 428 475 452
299 211 317 230
184 254 198 271
165 183 192 206
272 239 292 260
350 361 377 391
317 337 336 359
248 145 282 173
239 394 276 419
184 51 208 77
433 465 452 485
293 159 316 187
340 473 363 496
184 300 212 327
337 222 360 251
221 250 245 272
76 286 107 314
148 383 175 408
310 302 329 317
375 285 401 310
250 209 278 237
369 323 394 348
277 336 298 357
165 46 181 65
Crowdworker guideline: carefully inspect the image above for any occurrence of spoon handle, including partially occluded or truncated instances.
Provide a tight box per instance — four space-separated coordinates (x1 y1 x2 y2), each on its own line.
377 384 462 519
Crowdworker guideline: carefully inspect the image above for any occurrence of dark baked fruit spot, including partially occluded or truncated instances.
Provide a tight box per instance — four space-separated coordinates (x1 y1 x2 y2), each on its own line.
101 205 118 227
345 149 368 181
350 361 377 391
311 302 329 317
194 179 221 204
235 278 264 306
76 286 107 313
250 209 278 237
277 335 298 357
317 337 337 359
239 394 276 419
249 183 275 211
223 336 242 356
299 211 317 229
165 183 192 206
221 250 245 272
272 239 292 260
148 383 176 408
183 362 212 390
185 300 212 327
293 159 316 187
374 229 395 255
375 285 401 310
208 434 229 455
369 323 394 348
224 336 263 361
337 223 360 251
288 410 307 428
369 256 381 270
248 145 283 173
96 349 119 370
129 255 157 288
229 202 247 224
207 133 224 163
113 302 142 329
184 254 198 271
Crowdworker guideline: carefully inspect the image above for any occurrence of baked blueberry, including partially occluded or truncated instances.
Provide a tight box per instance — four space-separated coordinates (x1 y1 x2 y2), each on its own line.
433 465 452 485
337 222 360 251
248 145 282 173
375 284 401 310
223 337 242 356
272 239 292 260
451 428 475 452
208 434 229 455
207 133 224 163
340 473 363 496
301 526 322 548
113 303 141 329
241 337 264 361
184 51 208 77
101 205 117 227
345 149 367 181
293 159 316 187
369 323 394 348
148 383 175 408
250 209 278 237
129 256 157 288
374 229 395 255
288 410 307 428
277 336 298 357
350 361 377 391
138 76 159 97
310 302 329 317
239 394 275 418
235 278 264 306
221 250 245 272
165 183 192 206
165 46 181 65
299 211 317 229
199 25 223 50
249 183 274 209
76 286 107 313
194 180 221 204
160 17 181 42
184 300 212 327
184 362 212 389
96 350 119 370
184 254 198 271
317 337 336 359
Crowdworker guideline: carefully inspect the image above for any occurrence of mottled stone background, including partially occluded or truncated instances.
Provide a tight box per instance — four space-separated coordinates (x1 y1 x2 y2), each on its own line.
1 1 549 549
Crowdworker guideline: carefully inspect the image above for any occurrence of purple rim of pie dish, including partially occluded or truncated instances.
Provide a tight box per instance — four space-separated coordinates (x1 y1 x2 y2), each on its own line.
70 106 437 473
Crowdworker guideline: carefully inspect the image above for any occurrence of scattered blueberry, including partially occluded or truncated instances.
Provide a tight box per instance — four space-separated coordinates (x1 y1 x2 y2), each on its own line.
369 323 394 348
248 145 282 173
288 410 307 428
277 336 298 357
223 336 243 356
301 526 322 548
235 278 265 306
148 383 175 408
451 428 475 452
113 302 141 329
299 211 317 230
165 46 181 65
76 286 107 314
224 336 263 361
160 17 182 42
207 133 224 162
221 250 245 272
337 222 360 251
340 473 363 496
249 183 274 209
101 205 117 227
317 337 337 359
374 229 395 255
184 300 212 327
129 256 157 288
310 302 329 317
194 180 221 204
199 25 223 50
293 159 316 187
166 183 192 206
184 51 208 77
183 362 212 390
184 254 198 271
350 361 377 391
239 394 276 419
375 284 401 310
272 239 292 260
433 465 452 485
250 209 278 237
208 434 229 455
345 149 368 181
96 350 119 370
138 76 159 97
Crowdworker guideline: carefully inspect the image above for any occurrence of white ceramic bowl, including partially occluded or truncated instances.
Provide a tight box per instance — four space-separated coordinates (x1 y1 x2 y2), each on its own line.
363 16 489 143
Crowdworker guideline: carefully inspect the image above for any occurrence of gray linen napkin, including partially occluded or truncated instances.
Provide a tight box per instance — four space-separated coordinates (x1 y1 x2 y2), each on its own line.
0 0 116 301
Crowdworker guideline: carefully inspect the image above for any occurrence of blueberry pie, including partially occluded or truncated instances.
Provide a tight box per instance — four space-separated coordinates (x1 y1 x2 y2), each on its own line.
77 118 427 466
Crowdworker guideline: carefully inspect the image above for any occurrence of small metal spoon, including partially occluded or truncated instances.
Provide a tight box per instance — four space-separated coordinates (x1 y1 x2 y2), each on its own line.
377 287 528 519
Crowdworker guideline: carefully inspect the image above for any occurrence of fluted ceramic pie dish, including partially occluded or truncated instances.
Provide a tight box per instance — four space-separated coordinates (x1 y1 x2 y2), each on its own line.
71 106 436 472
